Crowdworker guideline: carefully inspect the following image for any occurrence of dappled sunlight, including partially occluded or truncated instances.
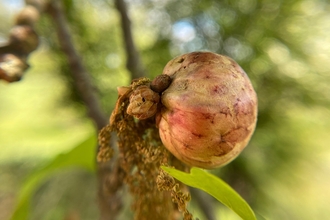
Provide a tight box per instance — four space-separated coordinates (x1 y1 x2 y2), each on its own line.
0 49 95 162
1 0 330 219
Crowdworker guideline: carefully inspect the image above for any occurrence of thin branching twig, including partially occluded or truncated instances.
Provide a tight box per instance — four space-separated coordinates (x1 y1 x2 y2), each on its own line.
46 1 123 219
114 0 145 79
46 0 107 131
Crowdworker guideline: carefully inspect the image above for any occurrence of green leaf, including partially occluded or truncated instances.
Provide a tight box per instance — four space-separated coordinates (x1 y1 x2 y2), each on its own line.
10 134 97 220
161 166 256 220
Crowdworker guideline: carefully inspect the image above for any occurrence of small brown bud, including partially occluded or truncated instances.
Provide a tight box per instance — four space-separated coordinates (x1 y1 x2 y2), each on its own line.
15 6 40 26
9 25 39 54
127 85 160 119
150 74 172 93
0 54 29 82
25 0 44 12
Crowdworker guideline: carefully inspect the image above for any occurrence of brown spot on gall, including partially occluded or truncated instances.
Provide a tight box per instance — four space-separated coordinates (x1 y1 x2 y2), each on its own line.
191 132 203 138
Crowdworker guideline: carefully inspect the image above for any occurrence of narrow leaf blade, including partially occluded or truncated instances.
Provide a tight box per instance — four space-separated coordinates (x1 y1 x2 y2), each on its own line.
161 166 256 220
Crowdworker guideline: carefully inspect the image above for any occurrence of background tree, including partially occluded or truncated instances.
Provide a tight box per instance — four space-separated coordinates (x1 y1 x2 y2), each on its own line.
0 0 330 219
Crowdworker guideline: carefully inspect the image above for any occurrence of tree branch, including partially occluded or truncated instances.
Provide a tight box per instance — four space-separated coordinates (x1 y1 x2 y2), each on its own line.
97 160 125 220
46 2 123 219
46 0 107 131
114 0 145 79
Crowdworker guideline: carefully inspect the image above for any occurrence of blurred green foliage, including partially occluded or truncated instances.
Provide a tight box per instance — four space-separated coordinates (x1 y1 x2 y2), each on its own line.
10 135 97 220
1 0 330 219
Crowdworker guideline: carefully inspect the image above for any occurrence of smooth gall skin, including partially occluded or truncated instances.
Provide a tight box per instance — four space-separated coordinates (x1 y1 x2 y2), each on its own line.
157 52 258 169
